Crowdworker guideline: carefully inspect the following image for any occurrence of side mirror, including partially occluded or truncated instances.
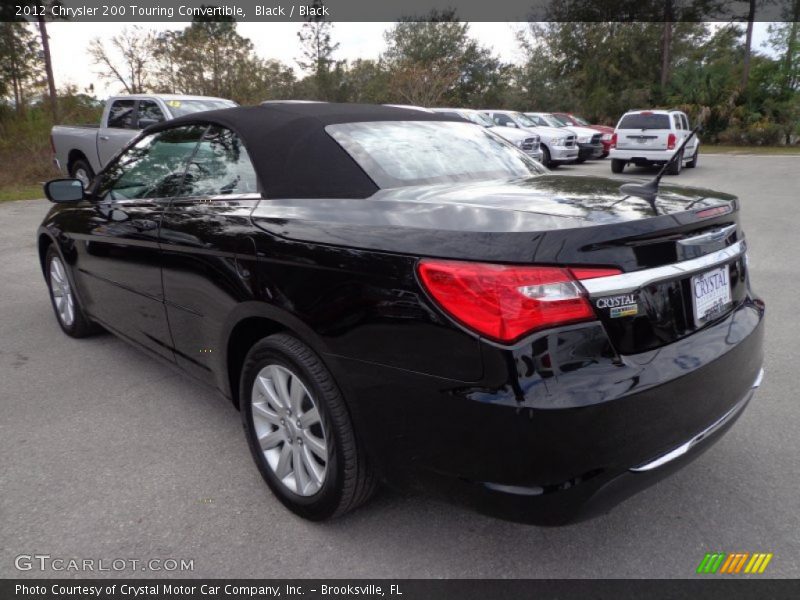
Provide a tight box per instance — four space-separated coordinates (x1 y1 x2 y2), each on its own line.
694 122 705 133
44 179 84 203
137 118 160 129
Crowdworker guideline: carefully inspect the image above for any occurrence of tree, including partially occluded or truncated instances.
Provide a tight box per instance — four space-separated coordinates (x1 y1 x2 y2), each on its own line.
88 26 156 94
14 1 62 120
383 10 501 106
0 22 40 114
296 0 339 100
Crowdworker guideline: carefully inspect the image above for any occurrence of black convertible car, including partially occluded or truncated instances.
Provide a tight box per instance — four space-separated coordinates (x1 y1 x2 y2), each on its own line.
38 103 764 523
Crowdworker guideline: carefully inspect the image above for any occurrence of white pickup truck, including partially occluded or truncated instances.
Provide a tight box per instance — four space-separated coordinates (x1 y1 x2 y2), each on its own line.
51 94 237 185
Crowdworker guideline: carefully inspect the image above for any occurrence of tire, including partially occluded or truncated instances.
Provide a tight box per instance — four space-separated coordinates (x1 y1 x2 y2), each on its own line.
666 151 683 175
69 158 94 187
575 156 587 164
687 149 698 168
240 333 376 520
611 159 625 173
45 245 98 338
541 145 553 168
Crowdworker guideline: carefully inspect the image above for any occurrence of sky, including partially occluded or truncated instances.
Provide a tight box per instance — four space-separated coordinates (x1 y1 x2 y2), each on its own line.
44 22 774 98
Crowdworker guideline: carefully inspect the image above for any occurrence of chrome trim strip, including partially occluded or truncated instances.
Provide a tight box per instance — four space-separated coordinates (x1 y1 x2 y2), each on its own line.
677 224 737 246
630 368 763 473
582 239 746 297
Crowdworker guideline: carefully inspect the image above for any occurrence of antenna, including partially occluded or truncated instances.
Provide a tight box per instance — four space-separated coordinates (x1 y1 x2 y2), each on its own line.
618 124 703 215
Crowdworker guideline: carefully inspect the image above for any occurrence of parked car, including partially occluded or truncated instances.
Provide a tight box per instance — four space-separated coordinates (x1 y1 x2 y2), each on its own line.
51 94 237 186
525 112 604 163
553 112 614 157
609 109 700 175
482 110 579 168
38 103 763 524
430 107 544 162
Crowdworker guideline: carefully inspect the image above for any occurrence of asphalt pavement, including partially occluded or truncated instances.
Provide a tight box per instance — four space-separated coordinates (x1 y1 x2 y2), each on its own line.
1 154 798 578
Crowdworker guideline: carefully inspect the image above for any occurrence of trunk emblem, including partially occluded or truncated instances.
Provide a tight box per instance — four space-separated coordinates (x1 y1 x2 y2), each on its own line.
596 293 639 318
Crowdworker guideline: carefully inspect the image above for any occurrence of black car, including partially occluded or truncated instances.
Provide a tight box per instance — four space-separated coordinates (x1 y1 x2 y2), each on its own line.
38 103 764 524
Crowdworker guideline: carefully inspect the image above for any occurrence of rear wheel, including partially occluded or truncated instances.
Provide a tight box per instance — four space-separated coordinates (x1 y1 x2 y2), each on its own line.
45 246 98 338
575 156 587 164
69 159 94 188
686 149 699 168
611 159 625 173
240 333 376 520
666 151 683 175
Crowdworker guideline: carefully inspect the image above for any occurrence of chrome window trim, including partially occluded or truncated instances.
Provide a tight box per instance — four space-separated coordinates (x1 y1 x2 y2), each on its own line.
581 239 746 297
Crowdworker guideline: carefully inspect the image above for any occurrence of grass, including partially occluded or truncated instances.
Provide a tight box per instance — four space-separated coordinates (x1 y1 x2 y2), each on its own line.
702 145 800 155
0 184 44 202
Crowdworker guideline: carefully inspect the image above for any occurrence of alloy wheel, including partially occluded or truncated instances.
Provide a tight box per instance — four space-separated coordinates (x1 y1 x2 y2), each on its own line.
49 256 75 327
251 364 328 496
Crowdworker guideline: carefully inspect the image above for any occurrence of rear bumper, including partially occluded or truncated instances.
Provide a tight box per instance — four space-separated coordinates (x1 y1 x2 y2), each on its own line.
333 295 765 524
609 148 676 162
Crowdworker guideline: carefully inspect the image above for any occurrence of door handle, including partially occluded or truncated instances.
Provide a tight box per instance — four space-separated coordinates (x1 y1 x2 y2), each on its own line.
99 136 110 141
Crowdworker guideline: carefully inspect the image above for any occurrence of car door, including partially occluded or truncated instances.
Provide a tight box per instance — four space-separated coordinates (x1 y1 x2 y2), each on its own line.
74 125 207 361
98 99 141 166
680 112 699 156
159 125 261 388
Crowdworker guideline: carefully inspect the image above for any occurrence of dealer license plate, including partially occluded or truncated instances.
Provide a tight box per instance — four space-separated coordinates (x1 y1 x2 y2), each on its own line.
691 266 732 326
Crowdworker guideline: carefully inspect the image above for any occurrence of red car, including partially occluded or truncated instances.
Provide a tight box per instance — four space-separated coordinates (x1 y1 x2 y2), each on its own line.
553 113 614 157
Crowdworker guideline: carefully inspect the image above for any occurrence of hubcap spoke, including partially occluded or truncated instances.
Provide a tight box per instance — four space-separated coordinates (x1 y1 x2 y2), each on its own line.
301 445 324 485
258 429 284 451
293 444 310 494
289 376 305 413
252 402 281 426
251 363 328 497
275 443 293 479
303 431 327 461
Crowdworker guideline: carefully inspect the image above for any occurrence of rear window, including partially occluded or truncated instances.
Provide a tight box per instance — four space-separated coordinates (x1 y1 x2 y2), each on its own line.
618 113 671 130
326 121 545 189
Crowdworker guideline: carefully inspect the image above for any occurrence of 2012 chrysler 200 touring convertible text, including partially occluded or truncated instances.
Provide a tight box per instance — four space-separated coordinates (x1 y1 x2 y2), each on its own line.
38 104 765 524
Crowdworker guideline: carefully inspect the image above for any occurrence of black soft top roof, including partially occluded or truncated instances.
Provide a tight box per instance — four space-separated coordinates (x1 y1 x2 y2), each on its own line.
149 102 462 199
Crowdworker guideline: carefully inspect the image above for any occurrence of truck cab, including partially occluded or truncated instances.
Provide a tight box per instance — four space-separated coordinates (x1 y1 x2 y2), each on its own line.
51 95 237 185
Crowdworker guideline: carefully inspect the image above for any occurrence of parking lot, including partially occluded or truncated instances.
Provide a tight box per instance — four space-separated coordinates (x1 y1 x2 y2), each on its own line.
1 154 798 579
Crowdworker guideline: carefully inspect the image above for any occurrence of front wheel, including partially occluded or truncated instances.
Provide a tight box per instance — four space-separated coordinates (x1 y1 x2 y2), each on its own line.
240 333 376 520
45 245 98 338
686 149 699 168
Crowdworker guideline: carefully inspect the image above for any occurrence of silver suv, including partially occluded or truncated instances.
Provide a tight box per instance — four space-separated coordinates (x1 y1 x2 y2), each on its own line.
609 109 700 175
482 110 579 168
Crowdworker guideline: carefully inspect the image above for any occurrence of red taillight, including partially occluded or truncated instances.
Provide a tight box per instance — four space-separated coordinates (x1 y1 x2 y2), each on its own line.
417 260 621 343
667 133 676 149
610 133 617 149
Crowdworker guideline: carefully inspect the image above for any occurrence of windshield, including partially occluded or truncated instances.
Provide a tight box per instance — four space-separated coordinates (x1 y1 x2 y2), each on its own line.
538 114 567 128
573 115 591 126
618 113 671 130
513 113 537 127
167 99 238 117
327 121 545 189
463 111 494 127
